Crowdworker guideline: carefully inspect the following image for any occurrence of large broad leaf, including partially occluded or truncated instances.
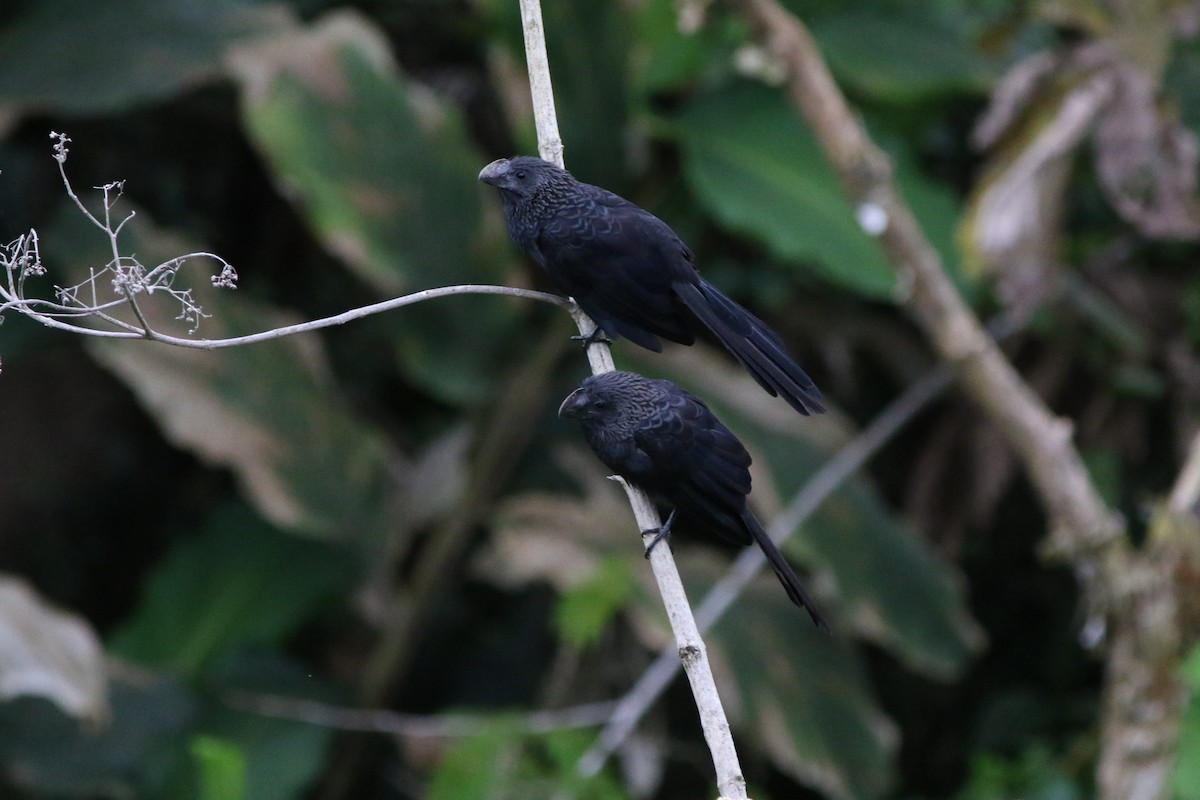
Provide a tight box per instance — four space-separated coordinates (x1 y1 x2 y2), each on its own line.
108 503 352 678
41 200 414 540
229 11 519 402
706 570 897 800
812 8 996 103
676 84 965 301
676 84 895 299
230 11 485 293
0 0 286 115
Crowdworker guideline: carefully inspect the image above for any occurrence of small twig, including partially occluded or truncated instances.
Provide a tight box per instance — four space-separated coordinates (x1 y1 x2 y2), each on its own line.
223 689 618 738
4 282 570 346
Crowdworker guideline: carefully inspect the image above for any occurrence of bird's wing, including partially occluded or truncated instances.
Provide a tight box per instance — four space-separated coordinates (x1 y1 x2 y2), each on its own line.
631 386 753 545
536 188 695 348
673 280 825 416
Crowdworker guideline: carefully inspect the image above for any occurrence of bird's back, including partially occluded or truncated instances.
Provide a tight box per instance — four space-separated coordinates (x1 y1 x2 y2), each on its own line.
616 379 755 546
519 176 697 350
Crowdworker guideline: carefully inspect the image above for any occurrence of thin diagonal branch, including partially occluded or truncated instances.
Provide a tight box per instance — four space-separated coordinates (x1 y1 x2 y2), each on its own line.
223 690 618 737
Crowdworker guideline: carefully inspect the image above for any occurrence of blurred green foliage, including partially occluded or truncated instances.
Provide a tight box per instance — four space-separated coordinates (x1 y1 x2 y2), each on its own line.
0 0 1197 799
1177 645 1200 800
191 735 246 800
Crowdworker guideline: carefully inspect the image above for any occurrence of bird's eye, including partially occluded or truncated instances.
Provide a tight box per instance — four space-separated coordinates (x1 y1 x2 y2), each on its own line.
515 170 527 180
592 399 608 410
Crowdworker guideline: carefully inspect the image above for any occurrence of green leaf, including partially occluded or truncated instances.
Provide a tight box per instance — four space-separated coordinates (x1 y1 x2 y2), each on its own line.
429 725 624 800
1175 644 1200 799
427 726 516 800
709 575 897 800
234 14 485 294
958 743 1084 800
1182 642 1200 688
812 9 996 103
0 672 195 797
1176 693 1200 800
1164 46 1200 134
675 84 968 302
188 658 334 800
555 555 637 648
231 11 520 402
108 504 353 678
675 84 897 299
0 0 284 114
799 464 985 677
1082 448 1121 515
191 736 245 800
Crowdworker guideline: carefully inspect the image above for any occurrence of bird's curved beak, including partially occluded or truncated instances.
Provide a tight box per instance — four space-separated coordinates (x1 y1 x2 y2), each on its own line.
558 388 589 418
478 158 510 186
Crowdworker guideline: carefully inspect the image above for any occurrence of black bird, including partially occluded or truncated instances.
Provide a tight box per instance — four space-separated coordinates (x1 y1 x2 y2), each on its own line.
559 370 827 628
480 156 825 416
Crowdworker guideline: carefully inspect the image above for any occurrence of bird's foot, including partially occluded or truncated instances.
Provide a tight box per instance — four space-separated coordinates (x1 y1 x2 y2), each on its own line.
570 327 613 348
643 510 676 558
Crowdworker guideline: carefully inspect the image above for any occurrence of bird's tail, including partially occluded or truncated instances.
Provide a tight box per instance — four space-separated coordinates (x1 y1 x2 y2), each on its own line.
742 509 828 629
674 280 825 415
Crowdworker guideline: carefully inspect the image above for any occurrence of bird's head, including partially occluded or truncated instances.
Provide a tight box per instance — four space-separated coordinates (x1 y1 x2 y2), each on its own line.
558 385 611 424
559 371 656 430
478 156 561 199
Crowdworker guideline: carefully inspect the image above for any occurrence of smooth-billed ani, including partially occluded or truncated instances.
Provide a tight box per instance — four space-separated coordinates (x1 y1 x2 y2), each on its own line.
559 369 827 628
480 156 825 416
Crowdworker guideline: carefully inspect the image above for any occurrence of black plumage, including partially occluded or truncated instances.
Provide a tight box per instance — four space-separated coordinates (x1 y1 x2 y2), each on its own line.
559 370 827 628
480 156 825 416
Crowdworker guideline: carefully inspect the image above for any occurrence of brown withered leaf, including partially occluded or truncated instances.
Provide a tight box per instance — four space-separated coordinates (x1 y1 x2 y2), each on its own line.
0 576 108 725
479 446 634 591
972 50 1063 150
962 59 1114 311
1094 62 1200 238
966 8 1200 313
